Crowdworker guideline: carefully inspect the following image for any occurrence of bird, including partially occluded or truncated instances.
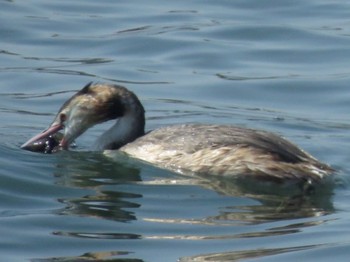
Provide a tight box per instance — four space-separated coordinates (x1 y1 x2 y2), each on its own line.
21 82 334 187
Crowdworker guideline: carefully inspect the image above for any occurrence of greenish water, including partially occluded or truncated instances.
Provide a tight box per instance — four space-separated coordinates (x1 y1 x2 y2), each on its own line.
1 0 350 261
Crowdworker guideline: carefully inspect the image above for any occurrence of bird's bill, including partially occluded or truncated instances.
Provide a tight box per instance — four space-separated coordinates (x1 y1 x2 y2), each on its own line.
21 123 64 152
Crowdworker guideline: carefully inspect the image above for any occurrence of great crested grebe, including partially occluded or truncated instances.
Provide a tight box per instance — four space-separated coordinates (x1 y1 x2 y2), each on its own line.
21 82 334 185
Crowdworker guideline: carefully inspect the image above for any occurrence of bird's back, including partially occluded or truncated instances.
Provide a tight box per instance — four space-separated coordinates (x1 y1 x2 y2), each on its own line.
119 124 333 182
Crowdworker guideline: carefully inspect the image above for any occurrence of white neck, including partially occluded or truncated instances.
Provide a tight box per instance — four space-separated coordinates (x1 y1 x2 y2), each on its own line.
92 112 144 151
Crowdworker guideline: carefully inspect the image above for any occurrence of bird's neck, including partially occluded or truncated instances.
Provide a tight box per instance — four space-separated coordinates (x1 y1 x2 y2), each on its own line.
92 110 145 151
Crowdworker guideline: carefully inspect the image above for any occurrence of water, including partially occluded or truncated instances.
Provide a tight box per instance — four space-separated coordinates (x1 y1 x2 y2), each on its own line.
1 0 350 261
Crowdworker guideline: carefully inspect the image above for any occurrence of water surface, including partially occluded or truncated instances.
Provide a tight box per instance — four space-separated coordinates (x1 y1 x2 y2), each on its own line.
1 0 350 261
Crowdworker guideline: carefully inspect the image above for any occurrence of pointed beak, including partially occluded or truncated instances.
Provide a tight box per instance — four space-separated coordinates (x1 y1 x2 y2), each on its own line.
21 123 64 153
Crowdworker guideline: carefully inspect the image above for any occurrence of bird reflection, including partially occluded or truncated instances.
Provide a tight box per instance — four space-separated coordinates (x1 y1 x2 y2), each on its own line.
179 243 322 262
52 150 335 224
32 250 144 262
52 151 142 223
44 150 335 262
194 174 335 223
58 191 141 222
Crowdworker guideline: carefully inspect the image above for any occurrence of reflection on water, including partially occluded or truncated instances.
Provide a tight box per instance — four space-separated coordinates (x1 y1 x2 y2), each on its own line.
53 152 142 222
35 150 336 261
53 151 142 187
33 251 144 262
58 190 141 223
179 244 324 262
197 174 335 222
142 178 334 227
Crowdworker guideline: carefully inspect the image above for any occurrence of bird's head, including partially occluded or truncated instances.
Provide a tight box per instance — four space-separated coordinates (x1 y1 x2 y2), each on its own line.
21 82 145 153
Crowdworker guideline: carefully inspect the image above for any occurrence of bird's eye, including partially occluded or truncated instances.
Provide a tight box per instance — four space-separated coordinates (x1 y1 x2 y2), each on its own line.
60 113 67 123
